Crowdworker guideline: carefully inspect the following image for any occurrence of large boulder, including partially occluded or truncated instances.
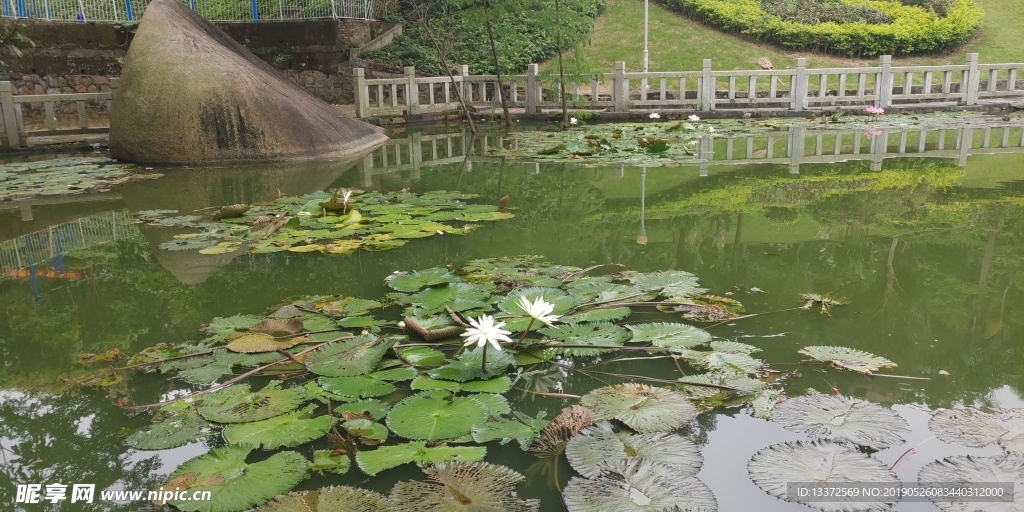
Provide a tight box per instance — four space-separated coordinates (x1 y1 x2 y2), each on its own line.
109 0 386 163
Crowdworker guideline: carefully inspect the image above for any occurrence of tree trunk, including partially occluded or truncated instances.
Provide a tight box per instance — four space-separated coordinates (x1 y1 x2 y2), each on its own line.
421 15 478 134
485 17 512 128
554 0 569 128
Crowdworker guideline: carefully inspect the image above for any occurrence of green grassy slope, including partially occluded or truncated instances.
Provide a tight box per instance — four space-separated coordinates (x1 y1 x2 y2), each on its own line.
566 0 1024 72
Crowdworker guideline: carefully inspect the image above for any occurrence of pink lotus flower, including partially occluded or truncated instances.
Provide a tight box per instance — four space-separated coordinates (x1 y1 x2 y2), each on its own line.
864 106 885 116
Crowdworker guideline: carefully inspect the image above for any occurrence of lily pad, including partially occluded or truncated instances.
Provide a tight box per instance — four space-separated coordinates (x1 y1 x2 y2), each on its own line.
471 412 549 450
540 322 631 356
257 486 388 512
622 270 707 298
305 334 396 377
387 268 462 292
565 422 703 478
222 405 333 450
126 405 211 450
626 322 711 351
799 346 897 374
929 408 1024 454
226 333 305 354
355 441 487 476
411 375 512 394
917 454 1024 512
748 440 899 512
197 382 307 424
390 462 539 512
427 347 516 382
580 383 696 433
308 451 352 476
318 366 417 398
561 306 632 324
562 459 717 512
160 445 307 512
386 392 489 441
771 395 910 449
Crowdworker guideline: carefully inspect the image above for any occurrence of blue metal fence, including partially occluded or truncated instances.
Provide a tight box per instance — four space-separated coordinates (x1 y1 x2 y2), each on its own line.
0 0 377 22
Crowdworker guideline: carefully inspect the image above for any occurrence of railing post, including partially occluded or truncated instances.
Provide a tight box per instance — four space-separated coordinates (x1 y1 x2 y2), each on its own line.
876 55 892 108
353 68 369 118
613 61 626 112
108 77 119 111
963 52 980 106
791 57 808 111
405 66 419 115
459 65 470 107
526 63 538 114
700 59 714 112
0 81 21 148
957 126 974 165
789 126 805 173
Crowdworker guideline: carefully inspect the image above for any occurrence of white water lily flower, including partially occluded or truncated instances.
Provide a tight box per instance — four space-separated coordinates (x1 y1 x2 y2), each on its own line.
707 126 715 133
688 114 700 122
570 117 578 125
342 190 353 204
649 112 661 119
297 211 312 217
461 314 513 351
516 296 561 326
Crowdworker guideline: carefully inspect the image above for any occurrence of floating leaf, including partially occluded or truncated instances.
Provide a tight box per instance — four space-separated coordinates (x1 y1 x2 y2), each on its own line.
427 347 516 382
197 382 307 424
222 405 333 450
411 375 512 394
226 333 305 353
386 392 488 441
800 293 848 314
622 270 707 298
678 372 765 399
387 268 461 292
528 405 593 458
626 322 711 351
563 459 716 512
256 486 387 512
126 405 211 450
561 306 632 324
473 393 512 418
305 334 396 377
355 441 487 476
799 346 896 374
161 445 307 512
580 383 696 433
251 318 304 336
331 399 391 420
917 454 1024 512
771 395 910 449
471 412 549 450
204 315 263 338
540 322 631 356
318 367 417 398
395 346 446 368
929 408 1024 454
408 282 492 315
308 451 352 476
565 422 702 478
343 418 389 442
390 462 538 512
748 441 899 512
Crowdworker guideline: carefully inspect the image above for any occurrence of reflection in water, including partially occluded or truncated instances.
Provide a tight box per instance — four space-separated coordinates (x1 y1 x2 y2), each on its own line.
0 122 1022 511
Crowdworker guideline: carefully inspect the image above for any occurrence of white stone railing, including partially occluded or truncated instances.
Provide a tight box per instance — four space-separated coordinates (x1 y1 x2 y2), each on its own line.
0 79 118 148
353 53 1024 118
354 122 1024 182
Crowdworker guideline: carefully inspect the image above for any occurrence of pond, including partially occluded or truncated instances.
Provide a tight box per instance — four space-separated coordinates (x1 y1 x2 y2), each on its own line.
1 118 1023 512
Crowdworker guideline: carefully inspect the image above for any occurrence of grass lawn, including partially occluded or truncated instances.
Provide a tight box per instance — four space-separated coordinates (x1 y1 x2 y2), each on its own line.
562 0 1024 73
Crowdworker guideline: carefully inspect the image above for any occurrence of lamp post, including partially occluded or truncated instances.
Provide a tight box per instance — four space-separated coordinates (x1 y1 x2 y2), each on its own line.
641 0 649 101
636 167 648 245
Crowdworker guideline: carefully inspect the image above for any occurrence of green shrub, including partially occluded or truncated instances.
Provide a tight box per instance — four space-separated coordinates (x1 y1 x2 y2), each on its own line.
659 0 983 57
360 0 605 75
760 0 891 25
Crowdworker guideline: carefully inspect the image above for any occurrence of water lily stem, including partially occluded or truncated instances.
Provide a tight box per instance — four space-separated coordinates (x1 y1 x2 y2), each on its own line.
513 318 536 348
481 343 488 371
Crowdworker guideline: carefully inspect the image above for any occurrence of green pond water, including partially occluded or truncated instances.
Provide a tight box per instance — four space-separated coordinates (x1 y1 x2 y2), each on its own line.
1 121 1023 511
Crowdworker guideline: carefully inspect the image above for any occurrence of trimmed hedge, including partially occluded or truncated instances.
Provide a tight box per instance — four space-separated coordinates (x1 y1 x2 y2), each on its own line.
658 0 983 57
